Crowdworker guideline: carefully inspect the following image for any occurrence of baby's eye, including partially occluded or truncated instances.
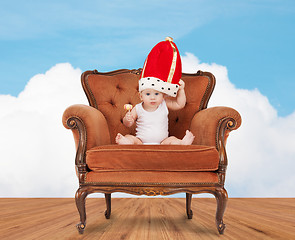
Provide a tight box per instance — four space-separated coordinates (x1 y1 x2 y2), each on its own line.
155 93 159 96
146 93 150 96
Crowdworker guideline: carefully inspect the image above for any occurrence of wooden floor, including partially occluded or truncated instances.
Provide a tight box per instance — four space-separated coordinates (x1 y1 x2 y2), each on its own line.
0 198 294 240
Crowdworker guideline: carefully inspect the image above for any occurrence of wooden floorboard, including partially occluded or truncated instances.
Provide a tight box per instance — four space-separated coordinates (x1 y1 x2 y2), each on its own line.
0 198 294 239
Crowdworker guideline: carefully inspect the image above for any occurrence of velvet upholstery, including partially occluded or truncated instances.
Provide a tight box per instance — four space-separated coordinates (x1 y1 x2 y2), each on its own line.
86 145 219 172
63 104 111 150
85 171 219 185
190 106 242 148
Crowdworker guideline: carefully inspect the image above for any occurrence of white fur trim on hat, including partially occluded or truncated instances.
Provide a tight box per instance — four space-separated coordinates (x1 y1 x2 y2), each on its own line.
139 77 179 97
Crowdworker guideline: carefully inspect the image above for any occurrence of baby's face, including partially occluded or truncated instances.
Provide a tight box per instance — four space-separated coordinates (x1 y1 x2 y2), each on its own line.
140 89 164 111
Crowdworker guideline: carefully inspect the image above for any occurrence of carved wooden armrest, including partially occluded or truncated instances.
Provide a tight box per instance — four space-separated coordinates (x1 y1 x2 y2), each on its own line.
190 106 242 150
62 104 111 170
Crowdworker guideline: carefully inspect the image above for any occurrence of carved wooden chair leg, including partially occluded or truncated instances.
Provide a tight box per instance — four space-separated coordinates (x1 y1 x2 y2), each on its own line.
75 187 89 234
214 187 228 234
186 193 193 219
104 193 111 219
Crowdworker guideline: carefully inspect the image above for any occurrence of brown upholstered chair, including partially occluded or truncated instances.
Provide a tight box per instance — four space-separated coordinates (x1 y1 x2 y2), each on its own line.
62 68 241 235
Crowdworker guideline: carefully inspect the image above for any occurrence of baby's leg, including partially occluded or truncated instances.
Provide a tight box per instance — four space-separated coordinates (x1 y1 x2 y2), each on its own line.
161 130 195 145
161 136 181 145
181 130 195 145
116 133 143 145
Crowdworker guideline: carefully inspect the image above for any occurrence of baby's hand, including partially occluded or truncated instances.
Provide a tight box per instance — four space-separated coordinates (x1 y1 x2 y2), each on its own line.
178 79 185 90
125 111 134 123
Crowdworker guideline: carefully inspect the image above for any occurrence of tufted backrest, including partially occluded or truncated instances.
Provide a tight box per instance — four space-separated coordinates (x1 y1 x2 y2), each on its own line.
82 69 215 144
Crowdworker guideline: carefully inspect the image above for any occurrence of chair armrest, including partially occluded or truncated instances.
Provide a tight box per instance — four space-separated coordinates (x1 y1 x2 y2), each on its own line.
63 104 110 182
62 104 111 160
190 106 242 149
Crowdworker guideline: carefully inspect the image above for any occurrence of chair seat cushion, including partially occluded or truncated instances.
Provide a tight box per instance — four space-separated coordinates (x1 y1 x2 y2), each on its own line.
85 171 219 185
86 145 219 172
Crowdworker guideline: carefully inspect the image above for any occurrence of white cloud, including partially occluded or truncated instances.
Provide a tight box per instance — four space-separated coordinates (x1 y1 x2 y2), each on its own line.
182 53 295 197
1 56 294 197
0 63 87 197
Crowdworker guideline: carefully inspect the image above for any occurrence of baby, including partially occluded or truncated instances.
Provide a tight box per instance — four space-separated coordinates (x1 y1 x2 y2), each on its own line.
115 80 195 145
116 37 195 145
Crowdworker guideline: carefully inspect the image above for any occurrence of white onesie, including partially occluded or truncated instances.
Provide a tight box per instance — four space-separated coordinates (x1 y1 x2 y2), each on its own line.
135 100 169 144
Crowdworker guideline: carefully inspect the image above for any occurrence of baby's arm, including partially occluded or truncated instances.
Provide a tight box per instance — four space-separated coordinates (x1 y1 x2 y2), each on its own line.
123 107 137 127
165 80 186 110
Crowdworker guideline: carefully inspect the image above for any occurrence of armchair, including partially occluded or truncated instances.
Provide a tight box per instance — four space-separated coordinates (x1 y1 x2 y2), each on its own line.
62 69 241 234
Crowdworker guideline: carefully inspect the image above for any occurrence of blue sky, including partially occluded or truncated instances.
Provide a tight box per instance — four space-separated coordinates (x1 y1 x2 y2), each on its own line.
1 0 294 116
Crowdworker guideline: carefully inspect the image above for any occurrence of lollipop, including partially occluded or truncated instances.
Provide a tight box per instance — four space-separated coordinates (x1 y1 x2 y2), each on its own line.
124 104 133 111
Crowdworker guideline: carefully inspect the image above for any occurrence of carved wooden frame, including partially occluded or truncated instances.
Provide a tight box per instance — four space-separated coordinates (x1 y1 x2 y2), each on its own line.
66 69 238 235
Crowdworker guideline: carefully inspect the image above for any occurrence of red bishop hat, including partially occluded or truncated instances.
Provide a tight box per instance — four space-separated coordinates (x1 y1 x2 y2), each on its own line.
139 37 182 97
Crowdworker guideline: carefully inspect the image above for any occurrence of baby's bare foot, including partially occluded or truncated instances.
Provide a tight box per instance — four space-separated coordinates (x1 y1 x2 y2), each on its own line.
115 133 133 145
181 130 195 145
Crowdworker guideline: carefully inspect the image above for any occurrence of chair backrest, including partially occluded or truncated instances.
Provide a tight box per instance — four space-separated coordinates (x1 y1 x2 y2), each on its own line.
81 69 215 144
